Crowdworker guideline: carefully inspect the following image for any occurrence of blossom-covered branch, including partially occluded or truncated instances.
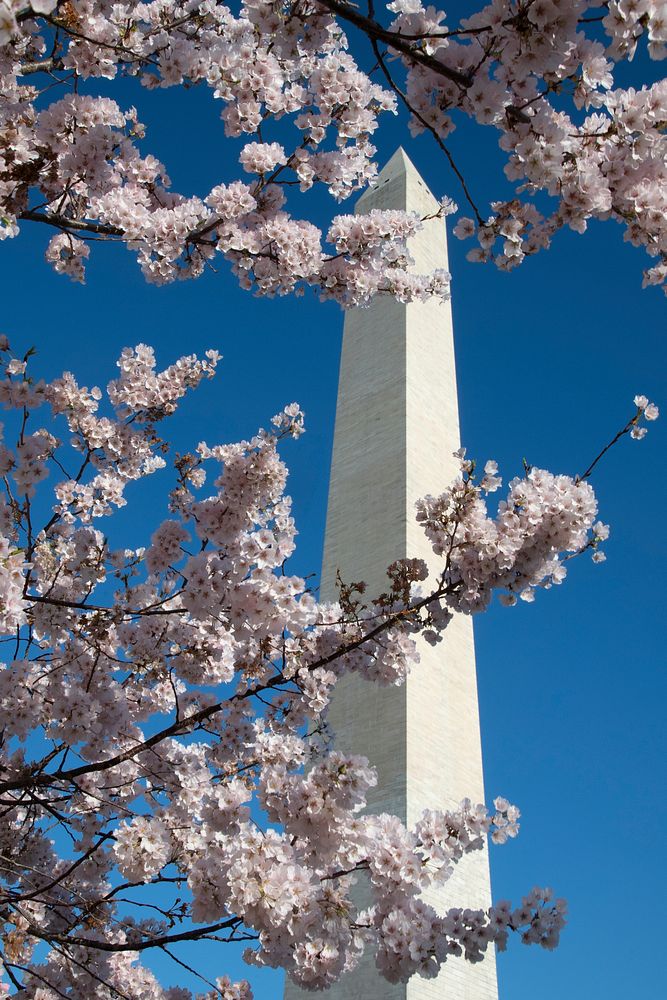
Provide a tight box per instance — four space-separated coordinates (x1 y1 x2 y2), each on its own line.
0 339 657 997
0 1 664 295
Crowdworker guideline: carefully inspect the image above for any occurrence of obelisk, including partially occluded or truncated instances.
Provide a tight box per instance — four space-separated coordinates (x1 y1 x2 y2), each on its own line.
286 148 498 1000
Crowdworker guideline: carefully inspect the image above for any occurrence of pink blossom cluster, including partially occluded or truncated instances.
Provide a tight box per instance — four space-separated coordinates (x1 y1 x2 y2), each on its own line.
383 0 667 290
631 393 660 438
0 340 645 997
0 0 444 302
44 233 90 283
0 531 25 631
0 0 663 296
417 453 605 611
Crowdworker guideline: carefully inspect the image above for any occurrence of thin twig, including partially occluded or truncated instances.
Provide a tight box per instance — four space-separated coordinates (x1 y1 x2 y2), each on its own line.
370 40 484 224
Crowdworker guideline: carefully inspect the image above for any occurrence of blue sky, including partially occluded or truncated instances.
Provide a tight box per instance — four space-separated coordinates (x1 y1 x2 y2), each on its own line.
3 43 666 1000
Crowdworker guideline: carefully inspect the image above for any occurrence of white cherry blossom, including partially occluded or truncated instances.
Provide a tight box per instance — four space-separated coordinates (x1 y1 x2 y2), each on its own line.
0 0 662 295
0 340 653 997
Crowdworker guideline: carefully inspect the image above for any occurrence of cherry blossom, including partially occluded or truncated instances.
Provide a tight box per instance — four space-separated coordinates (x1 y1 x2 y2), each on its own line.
0 0 663 296
0 338 654 997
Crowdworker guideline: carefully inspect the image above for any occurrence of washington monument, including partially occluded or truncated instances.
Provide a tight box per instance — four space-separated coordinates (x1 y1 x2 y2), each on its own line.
286 148 498 1000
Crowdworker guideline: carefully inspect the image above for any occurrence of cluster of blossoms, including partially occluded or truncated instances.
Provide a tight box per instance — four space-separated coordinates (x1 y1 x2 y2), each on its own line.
417 463 602 610
631 393 660 437
415 391 658 610
0 339 651 997
384 0 667 289
0 0 663 295
0 0 446 302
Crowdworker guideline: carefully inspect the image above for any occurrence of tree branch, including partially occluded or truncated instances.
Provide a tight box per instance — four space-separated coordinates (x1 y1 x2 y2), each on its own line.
21 915 249 953
1 579 453 794
19 210 122 238
369 39 484 225
314 0 474 89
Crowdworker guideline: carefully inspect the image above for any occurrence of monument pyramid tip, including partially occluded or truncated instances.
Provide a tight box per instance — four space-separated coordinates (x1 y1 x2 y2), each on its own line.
383 146 415 175
371 146 419 184
357 146 438 208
